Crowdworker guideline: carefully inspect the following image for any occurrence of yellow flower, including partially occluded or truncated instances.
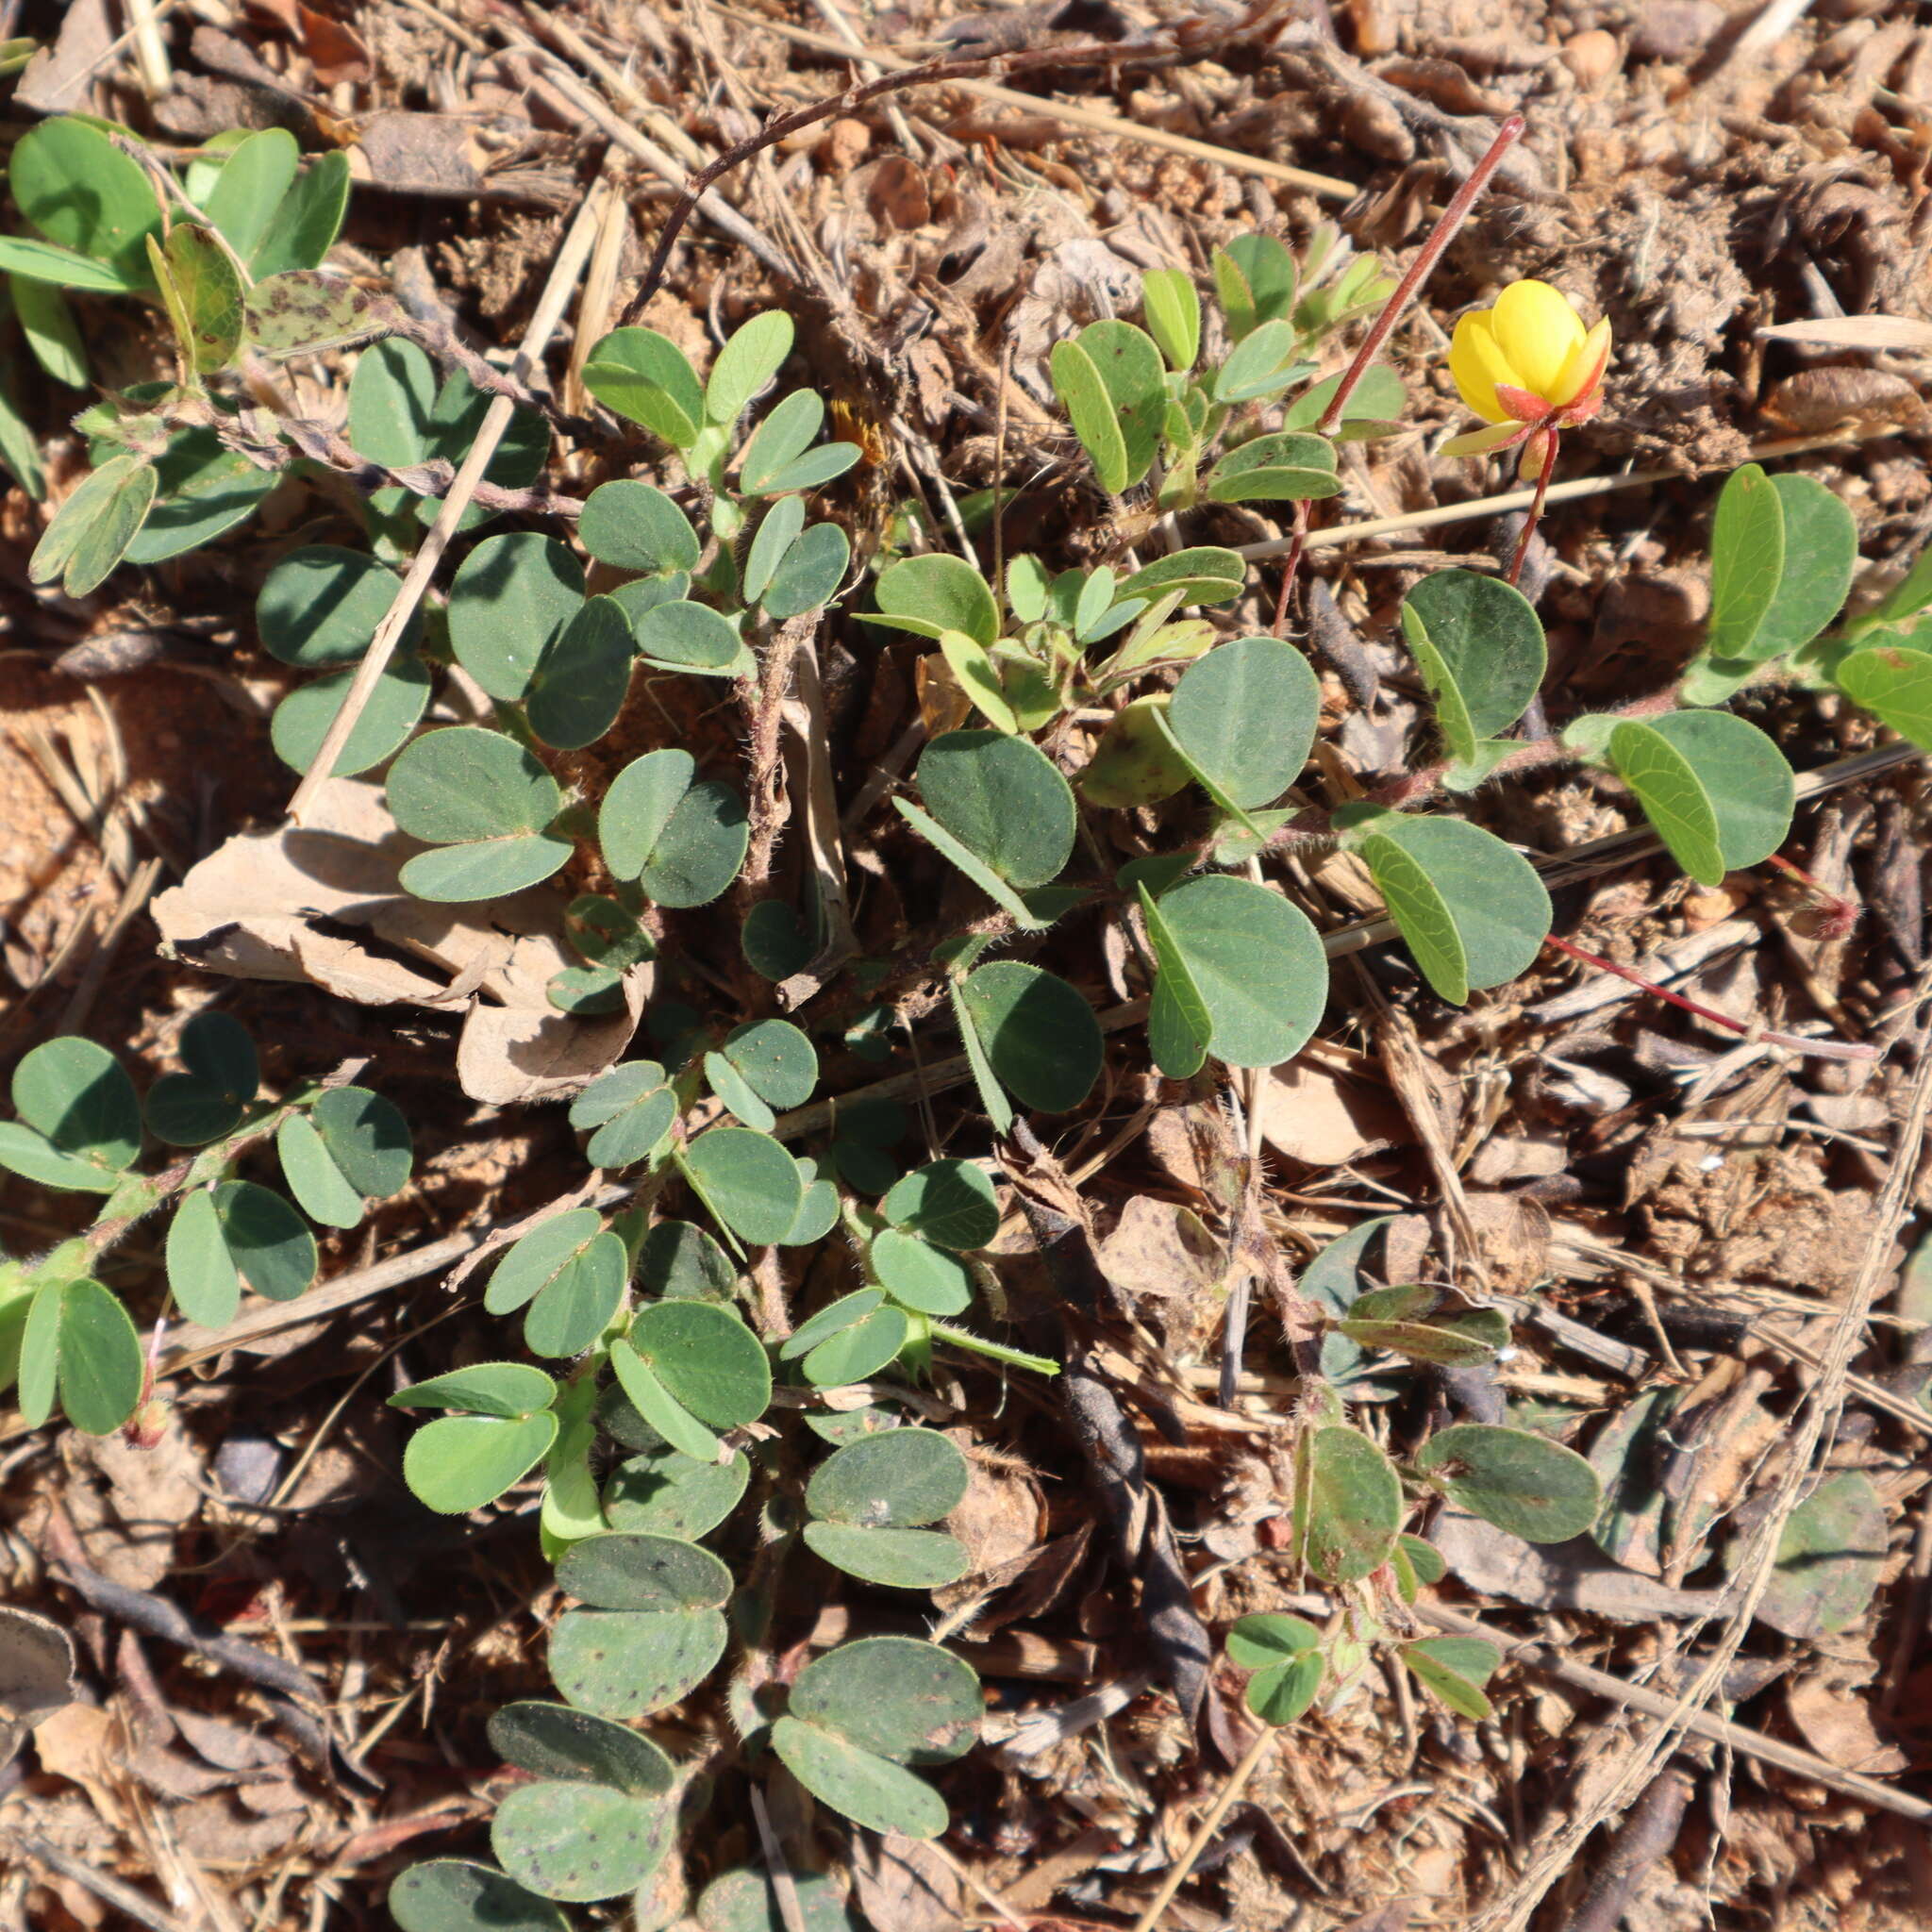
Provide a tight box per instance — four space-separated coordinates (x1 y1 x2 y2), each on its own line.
1448 280 1610 426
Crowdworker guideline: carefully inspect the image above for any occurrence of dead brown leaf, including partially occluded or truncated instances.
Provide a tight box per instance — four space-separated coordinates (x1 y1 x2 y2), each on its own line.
0 1607 75 1771
1786 1673 1909 1775
1261 1058 1407 1166
152 777 646 1103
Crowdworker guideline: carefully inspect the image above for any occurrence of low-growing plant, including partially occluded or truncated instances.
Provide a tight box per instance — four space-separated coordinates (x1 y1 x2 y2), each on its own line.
9 94 1920 1932
0 1015 410 1433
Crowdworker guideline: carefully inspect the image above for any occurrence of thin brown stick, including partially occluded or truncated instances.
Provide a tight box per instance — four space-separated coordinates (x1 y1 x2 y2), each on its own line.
1554 1769 1695 1932
1129 1720 1275 1931
1417 1602 1932 1824
285 172 613 823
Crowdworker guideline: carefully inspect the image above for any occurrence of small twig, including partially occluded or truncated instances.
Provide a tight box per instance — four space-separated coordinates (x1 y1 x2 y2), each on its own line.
1316 113 1524 437
747 1784 810 1932
44 1505 323 1708
1129 1720 1275 1932
286 169 613 821
1506 439 1554 587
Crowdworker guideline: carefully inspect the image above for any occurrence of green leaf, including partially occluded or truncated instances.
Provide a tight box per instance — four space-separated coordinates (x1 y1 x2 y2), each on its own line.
697 1870 863 1932
610 1348 720 1462
118 425 271 564
605 1443 748 1539
390 737 570 902
629 597 741 674
526 595 633 751
143 1012 257 1146
12 276 85 387
869 554 1000 647
791 1635 979 1764
741 493 806 605
771 1718 948 1838
243 271 396 357
0 237 142 292
491 1779 675 1903
28 453 157 597
388 1361 556 1417
1707 464 1786 661
212 1181 316 1301
1169 636 1320 808
582 327 705 446
882 1159 998 1250
1140 874 1327 1072
803 1305 908 1386
1215 319 1314 404
1416 1423 1603 1542
485 1212 628 1358
1214 234 1295 340
276 1113 362 1227
1607 710 1793 887
389 1859 567 1932
250 152 350 276
740 391 857 495
258 545 418 668
1141 267 1201 372
1076 320 1166 488
955 962 1102 1115
1346 808 1551 1006
870 1229 973 1316
1747 474 1857 661
717 1019 817 1109
1756 1471 1887 1640
1401 570 1546 770
682 1126 806 1245
781 1289 887 1362
165 1190 241 1328
802 1524 969 1589
489 1700 676 1793
403 1411 558 1513
558 1531 732 1612
446 532 584 703
547 1604 725 1720
20 1278 142 1434
1079 697 1191 808
708 311 794 425
1138 882 1213 1078
272 647 430 779
1226 1617 1324 1726
1401 1637 1500 1720
807 1427 968 1526
202 128 298 261
1293 1424 1402 1584
600 755 748 907
570 1065 676 1170
913 728 1074 890
625 1297 771 1428
1282 362 1407 432
10 120 161 281
762 522 851 619
1050 337 1130 494
1116 546 1245 608
1838 644 1932 748
13 1037 141 1170
1339 1287 1509 1367
577 479 700 575
159 225 243 373
636 1219 736 1302
1203 430 1341 506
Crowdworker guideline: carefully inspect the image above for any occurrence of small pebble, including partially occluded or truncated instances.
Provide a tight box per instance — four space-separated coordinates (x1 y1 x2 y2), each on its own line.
1563 29 1621 89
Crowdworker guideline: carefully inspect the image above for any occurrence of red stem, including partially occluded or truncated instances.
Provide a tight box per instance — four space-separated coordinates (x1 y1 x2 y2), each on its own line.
1541 933 1877 1062
1316 113 1526 437
1272 499 1311 632
1507 435 1554 587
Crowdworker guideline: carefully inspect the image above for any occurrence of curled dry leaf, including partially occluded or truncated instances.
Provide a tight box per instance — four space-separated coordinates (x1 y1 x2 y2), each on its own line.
152 777 647 1104
1261 1057 1408 1166
1761 367 1926 436
0 1606 76 1770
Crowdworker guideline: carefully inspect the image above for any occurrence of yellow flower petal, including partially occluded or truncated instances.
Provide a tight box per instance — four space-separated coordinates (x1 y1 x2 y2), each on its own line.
1449 312 1522 425
1490 280 1586 399
1549 316 1611 408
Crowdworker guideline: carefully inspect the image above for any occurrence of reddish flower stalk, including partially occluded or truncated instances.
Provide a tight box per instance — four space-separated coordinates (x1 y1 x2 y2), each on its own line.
1315 113 1526 439
1541 933 1877 1062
